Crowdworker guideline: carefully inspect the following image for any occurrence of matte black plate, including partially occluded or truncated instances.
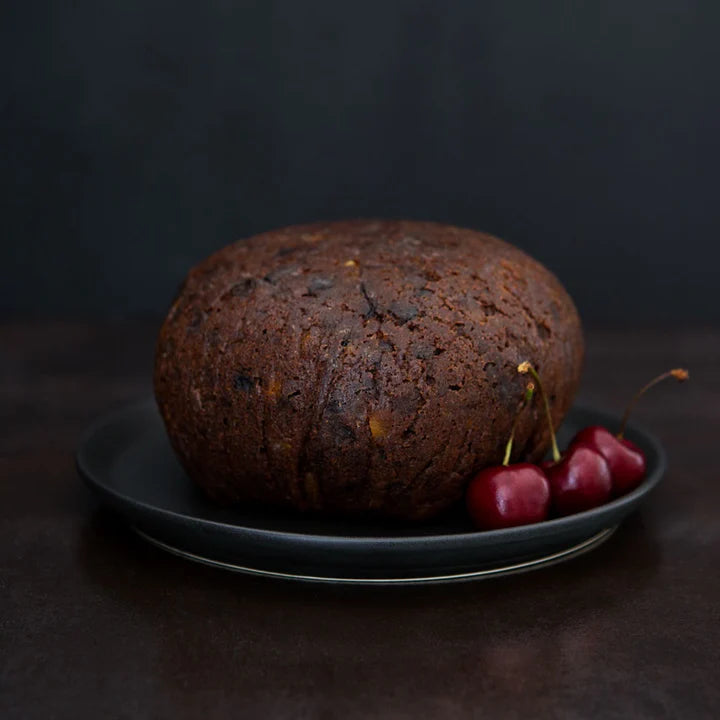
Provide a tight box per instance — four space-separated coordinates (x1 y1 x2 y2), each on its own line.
77 400 666 584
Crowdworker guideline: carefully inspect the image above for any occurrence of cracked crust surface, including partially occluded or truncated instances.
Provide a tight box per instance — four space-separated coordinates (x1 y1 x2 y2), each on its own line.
154 220 584 520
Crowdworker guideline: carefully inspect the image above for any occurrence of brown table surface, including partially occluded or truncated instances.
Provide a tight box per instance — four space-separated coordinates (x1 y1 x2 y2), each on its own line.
2 322 719 719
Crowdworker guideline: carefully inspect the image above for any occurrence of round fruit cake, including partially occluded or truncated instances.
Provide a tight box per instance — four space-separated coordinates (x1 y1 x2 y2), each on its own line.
154 220 583 520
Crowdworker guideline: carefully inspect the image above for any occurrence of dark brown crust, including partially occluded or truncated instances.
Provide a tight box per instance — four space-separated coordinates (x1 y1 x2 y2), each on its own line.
154 220 584 520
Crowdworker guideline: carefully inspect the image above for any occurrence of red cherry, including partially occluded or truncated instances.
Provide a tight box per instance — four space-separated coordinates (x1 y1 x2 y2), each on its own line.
567 367 689 497
571 426 646 496
466 463 550 529
520 363 689 514
466 381 549 530
545 445 612 516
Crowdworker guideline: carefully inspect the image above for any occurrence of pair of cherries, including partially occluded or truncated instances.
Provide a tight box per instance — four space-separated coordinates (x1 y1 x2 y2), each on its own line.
466 363 688 530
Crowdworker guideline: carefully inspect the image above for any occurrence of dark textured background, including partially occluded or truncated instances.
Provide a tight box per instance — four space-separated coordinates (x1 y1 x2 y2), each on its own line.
3 1 719 324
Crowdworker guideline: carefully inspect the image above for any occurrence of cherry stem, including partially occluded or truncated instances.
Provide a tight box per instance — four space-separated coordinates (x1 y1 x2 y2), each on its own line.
502 382 535 466
617 368 689 438
517 361 561 462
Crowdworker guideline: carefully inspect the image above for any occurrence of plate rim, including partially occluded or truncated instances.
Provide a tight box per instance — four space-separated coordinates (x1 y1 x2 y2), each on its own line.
132 525 619 585
76 398 667 548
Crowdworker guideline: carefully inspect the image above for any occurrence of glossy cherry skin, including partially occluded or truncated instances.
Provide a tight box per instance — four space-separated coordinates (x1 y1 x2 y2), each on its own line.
466 463 551 530
571 425 646 496
544 445 613 516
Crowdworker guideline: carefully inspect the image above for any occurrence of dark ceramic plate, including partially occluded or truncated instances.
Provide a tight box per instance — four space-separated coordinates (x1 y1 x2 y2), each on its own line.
77 400 666 584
